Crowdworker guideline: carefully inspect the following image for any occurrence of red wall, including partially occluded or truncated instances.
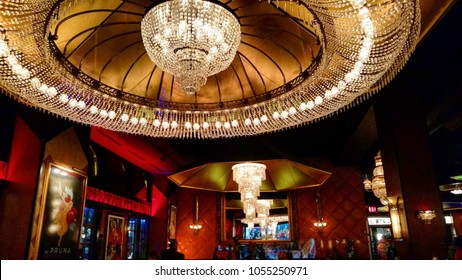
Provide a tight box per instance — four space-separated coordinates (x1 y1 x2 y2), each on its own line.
175 188 218 260
295 158 369 259
0 117 41 259
453 211 462 235
149 177 169 255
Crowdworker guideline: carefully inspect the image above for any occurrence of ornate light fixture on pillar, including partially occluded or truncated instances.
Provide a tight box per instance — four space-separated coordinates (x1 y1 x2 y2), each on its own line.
141 0 241 95
364 152 404 240
417 210 436 224
363 151 390 205
189 196 203 234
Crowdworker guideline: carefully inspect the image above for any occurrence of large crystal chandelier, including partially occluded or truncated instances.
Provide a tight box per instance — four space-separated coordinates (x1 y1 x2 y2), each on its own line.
232 163 266 221
141 0 241 95
0 0 420 139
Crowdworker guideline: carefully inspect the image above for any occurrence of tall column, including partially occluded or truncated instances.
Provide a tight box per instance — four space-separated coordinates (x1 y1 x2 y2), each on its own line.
372 0 462 259
374 84 447 259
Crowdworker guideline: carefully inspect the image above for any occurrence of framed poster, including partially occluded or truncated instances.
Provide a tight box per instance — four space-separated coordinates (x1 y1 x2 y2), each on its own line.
105 213 126 260
168 203 177 239
29 161 87 259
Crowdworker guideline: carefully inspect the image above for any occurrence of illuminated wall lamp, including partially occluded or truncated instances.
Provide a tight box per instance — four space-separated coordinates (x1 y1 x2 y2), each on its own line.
417 210 436 224
313 192 327 231
313 220 327 231
189 196 202 234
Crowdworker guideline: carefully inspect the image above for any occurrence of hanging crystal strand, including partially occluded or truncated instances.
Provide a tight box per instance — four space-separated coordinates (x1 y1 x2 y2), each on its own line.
298 1 301 20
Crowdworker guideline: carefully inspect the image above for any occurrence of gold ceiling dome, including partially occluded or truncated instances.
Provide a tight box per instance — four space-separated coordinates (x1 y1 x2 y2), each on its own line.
0 0 420 139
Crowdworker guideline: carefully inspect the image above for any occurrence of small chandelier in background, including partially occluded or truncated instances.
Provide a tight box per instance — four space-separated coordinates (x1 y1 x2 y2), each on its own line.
450 183 462 195
189 196 203 234
141 0 241 95
363 151 389 205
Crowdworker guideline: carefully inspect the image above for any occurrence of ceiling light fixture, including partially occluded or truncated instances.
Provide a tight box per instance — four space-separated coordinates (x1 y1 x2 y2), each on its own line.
450 184 462 195
232 162 266 221
363 151 390 205
141 0 241 95
0 0 420 139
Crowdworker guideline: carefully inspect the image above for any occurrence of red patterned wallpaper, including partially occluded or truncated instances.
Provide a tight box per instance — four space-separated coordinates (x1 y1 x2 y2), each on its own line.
296 158 369 259
175 188 218 260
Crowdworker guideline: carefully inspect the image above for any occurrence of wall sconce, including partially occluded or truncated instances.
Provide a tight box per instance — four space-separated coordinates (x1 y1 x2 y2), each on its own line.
313 192 327 231
313 220 327 231
189 196 202 234
417 210 436 224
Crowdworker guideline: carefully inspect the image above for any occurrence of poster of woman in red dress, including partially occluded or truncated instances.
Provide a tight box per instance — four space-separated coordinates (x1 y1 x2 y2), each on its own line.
105 214 125 260
29 161 87 260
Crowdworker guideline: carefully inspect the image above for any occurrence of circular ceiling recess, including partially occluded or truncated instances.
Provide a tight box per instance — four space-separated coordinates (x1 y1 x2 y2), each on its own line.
0 0 420 138
49 0 321 109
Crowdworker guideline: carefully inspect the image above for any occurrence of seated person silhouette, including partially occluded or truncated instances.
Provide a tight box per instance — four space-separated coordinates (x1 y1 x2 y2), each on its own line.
161 239 185 260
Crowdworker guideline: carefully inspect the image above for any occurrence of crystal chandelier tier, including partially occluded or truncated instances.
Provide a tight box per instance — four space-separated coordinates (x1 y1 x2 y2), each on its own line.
0 0 420 139
141 0 241 95
232 163 266 220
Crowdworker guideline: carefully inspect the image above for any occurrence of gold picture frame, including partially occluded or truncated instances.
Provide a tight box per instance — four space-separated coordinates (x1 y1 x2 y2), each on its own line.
168 203 177 239
104 212 126 260
28 160 87 259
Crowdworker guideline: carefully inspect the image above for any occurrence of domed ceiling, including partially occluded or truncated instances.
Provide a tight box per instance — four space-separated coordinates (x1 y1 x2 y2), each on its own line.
0 0 422 138
50 0 320 109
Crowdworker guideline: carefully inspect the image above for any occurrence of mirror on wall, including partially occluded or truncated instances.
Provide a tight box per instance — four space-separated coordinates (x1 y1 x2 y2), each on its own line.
221 192 293 242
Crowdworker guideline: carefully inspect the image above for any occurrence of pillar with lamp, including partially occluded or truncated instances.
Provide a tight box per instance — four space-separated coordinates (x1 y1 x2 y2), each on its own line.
363 151 403 241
